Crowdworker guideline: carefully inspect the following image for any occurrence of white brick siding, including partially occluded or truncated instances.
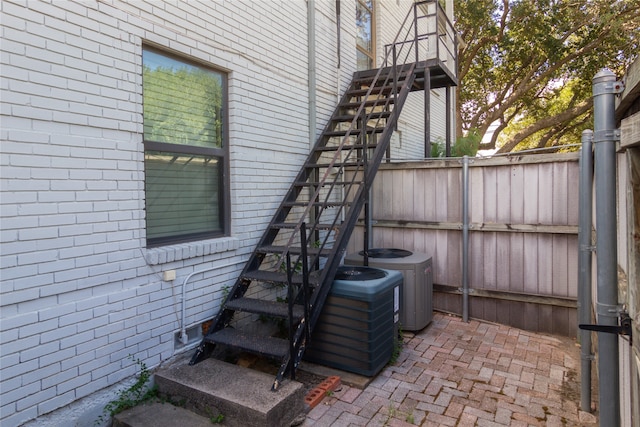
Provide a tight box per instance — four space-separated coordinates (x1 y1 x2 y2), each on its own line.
0 0 454 425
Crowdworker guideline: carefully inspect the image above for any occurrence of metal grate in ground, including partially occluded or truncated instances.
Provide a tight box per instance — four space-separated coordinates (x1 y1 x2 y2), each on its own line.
304 312 598 426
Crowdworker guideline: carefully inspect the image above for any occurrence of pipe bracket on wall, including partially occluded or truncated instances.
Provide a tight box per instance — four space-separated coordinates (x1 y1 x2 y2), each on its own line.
593 128 621 143
592 79 624 96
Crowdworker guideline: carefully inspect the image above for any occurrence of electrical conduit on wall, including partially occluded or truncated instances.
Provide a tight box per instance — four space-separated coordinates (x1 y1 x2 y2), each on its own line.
179 260 246 345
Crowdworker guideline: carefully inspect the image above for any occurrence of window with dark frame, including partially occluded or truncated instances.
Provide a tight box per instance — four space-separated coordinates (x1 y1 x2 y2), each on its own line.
142 47 229 247
356 0 375 70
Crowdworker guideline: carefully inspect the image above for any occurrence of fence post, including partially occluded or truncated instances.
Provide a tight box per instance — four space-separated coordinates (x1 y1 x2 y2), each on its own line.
461 155 470 322
592 68 622 427
578 129 594 413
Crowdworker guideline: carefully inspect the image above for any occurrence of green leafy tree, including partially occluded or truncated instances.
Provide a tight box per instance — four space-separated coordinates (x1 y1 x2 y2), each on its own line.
455 0 640 153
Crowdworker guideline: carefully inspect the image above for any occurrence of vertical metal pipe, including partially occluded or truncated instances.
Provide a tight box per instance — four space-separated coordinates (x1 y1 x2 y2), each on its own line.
307 0 319 254
366 187 373 250
414 2 419 63
462 155 470 322
335 0 341 69
578 130 594 412
362 109 369 267
592 68 620 427
307 0 316 149
445 87 452 157
424 68 431 157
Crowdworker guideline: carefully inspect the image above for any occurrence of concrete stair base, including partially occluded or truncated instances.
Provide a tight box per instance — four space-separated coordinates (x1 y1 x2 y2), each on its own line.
113 402 212 427
114 357 305 427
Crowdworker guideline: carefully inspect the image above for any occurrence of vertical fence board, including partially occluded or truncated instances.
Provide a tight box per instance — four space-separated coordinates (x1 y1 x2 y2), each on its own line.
484 166 498 223
539 305 554 333
552 235 569 297
523 165 540 224
496 233 511 291
470 167 485 223
552 161 569 225
447 168 461 221
511 164 525 223
538 163 555 224
496 166 512 223
483 232 498 290
523 303 540 331
469 233 485 289
537 234 554 295
567 238 579 298
510 233 524 293
522 234 540 295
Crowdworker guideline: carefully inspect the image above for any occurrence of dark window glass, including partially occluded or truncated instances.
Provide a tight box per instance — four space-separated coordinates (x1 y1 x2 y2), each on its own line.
143 47 227 246
356 0 375 70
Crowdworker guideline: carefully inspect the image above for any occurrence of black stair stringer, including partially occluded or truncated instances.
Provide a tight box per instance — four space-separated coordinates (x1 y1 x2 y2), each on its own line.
271 64 418 388
308 65 418 321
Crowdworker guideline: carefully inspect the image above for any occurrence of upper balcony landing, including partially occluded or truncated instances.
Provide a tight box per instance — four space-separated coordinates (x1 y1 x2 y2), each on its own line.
355 0 458 91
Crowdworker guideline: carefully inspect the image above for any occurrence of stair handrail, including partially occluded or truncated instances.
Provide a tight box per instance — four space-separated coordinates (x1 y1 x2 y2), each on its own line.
384 0 457 73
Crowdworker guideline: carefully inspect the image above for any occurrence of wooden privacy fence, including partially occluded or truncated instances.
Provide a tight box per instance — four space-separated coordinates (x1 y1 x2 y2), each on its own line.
346 152 580 337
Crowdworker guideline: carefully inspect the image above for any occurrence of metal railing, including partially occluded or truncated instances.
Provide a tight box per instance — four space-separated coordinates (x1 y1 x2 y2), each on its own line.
384 0 457 76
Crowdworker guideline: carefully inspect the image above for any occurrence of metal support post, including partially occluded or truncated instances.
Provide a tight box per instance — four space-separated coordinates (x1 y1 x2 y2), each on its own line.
446 87 452 157
424 68 431 157
592 68 622 427
461 155 470 322
578 130 594 413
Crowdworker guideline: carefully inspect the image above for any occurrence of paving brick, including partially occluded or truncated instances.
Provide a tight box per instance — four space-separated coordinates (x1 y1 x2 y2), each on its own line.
462 404 495 421
423 412 457 426
338 386 361 404
444 401 463 418
415 400 446 415
457 412 478 426
511 411 546 425
302 313 597 426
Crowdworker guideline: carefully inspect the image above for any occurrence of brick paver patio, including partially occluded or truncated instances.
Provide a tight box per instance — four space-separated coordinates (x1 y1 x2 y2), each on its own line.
304 312 598 426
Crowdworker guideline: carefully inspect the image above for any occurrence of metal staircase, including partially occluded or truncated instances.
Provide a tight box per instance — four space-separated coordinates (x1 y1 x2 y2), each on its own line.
189 0 458 390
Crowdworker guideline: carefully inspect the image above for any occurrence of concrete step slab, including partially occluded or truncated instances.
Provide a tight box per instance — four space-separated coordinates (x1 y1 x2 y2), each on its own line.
154 357 305 427
113 402 212 427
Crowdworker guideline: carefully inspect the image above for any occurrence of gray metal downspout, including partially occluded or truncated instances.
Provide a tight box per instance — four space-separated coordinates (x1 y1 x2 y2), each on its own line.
307 0 316 149
307 0 318 253
578 130 594 412
461 155 470 322
592 68 620 427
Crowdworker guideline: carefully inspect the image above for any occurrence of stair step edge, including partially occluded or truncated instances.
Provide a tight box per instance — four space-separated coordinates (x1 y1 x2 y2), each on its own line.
241 270 321 285
205 328 289 359
257 245 332 256
225 297 304 319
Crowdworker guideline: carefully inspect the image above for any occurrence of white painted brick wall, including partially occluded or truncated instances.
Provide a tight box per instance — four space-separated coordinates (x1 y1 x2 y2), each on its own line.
1 0 453 425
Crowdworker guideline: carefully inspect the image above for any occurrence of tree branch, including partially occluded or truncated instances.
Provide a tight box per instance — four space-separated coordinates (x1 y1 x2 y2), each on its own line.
495 99 593 153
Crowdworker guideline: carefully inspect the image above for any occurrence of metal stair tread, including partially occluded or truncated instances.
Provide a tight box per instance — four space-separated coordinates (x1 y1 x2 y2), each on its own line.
205 328 289 359
293 179 352 185
347 86 396 96
241 269 321 286
281 201 351 208
313 143 379 152
305 161 365 168
341 99 395 109
271 222 339 230
332 111 391 122
324 128 384 137
257 245 332 256
225 297 304 319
